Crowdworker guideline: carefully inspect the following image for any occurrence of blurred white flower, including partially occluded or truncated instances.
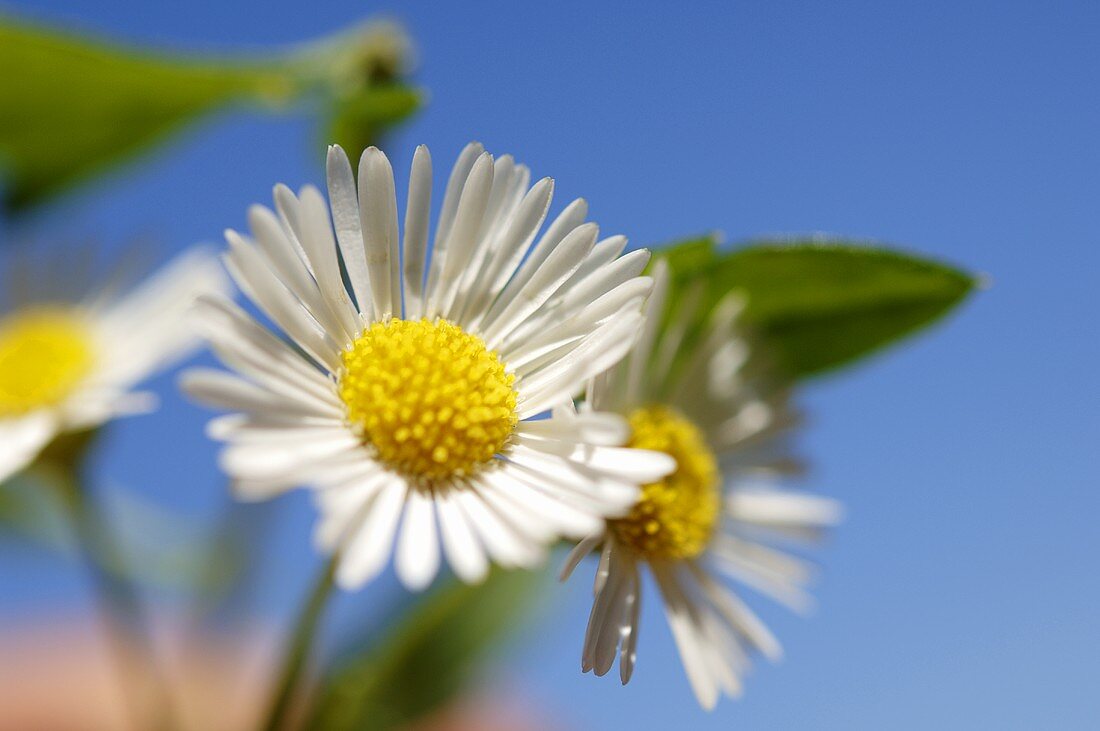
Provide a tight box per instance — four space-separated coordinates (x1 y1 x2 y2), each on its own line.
561 261 843 709
184 143 673 592
0 247 229 483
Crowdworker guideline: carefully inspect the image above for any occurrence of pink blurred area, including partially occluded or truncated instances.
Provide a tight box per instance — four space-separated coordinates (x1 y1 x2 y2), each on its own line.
0 615 562 731
0 614 274 731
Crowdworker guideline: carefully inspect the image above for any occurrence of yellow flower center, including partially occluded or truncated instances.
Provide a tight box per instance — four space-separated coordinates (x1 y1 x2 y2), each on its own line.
0 308 95 418
610 406 721 561
338 318 518 481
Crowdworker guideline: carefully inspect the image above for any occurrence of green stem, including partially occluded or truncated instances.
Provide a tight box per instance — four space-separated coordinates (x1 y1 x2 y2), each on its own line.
259 554 340 731
48 458 179 731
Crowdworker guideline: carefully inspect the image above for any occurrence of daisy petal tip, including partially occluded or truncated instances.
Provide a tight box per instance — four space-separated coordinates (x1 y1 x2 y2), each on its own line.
325 146 353 175
334 562 367 593
454 563 490 586
398 567 437 593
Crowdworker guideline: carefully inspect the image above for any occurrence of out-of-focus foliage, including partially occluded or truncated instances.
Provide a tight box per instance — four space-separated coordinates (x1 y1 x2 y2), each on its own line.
327 86 422 165
307 568 545 731
0 461 243 595
0 469 69 545
0 16 421 214
659 235 977 378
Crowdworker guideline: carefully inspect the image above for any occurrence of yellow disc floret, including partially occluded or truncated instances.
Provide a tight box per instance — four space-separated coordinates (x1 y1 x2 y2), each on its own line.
610 405 721 561
339 318 518 481
0 308 95 417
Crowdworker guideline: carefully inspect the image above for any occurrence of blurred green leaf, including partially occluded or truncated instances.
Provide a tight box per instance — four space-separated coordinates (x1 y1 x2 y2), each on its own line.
308 568 545 731
0 18 283 211
0 469 70 544
327 84 423 162
658 236 977 378
0 463 243 595
0 15 421 213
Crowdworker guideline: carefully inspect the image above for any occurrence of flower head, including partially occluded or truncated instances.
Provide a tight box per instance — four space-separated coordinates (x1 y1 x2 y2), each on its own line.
0 247 229 484
561 262 843 709
184 143 674 591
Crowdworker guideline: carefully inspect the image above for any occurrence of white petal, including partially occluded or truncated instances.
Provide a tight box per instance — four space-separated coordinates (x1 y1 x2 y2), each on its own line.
582 545 632 675
516 313 645 418
459 177 554 328
246 204 336 337
480 223 597 348
0 412 57 484
447 155 516 318
516 411 629 447
619 567 642 684
485 462 609 540
485 198 587 323
554 249 651 323
653 564 719 710
337 480 408 589
688 561 782 662
326 145 373 319
559 532 605 582
435 488 489 583
728 488 844 529
220 429 363 481
295 185 362 338
94 247 230 387
313 470 390 551
357 147 401 319
223 235 340 372
401 145 433 319
194 296 337 406
453 485 544 569
429 152 494 319
425 142 484 309
505 445 640 513
565 444 676 484
710 534 816 613
181 368 341 420
624 258 669 405
504 278 652 372
394 489 441 590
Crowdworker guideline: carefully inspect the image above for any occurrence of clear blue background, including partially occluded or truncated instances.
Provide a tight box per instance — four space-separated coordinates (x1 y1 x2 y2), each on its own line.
2 1 1098 729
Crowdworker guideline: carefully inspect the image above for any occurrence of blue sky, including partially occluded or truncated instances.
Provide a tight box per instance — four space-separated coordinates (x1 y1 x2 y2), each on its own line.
2 1 1099 729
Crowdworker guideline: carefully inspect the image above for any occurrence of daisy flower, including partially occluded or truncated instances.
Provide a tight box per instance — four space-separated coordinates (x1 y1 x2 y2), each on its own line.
561 261 843 709
183 143 674 592
0 246 229 484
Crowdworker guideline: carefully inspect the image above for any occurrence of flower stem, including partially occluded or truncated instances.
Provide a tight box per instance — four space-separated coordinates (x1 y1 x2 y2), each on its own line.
259 554 340 731
43 433 178 731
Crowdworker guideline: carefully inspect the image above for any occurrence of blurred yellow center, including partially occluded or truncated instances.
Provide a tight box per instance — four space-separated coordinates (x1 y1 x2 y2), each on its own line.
339 318 518 480
610 406 721 561
0 308 94 417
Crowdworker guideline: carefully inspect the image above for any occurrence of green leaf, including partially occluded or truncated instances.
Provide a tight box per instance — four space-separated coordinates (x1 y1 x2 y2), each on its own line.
326 84 423 161
308 568 545 731
657 237 977 378
0 17 288 211
0 15 422 213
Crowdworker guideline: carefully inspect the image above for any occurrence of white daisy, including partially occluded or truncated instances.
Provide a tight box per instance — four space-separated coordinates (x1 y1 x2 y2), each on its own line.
0 247 229 484
183 143 675 592
561 261 843 709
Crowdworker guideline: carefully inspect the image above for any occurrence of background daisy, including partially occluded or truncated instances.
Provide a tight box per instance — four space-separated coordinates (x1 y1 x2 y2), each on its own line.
0 246 229 485
562 261 843 709
184 142 675 593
